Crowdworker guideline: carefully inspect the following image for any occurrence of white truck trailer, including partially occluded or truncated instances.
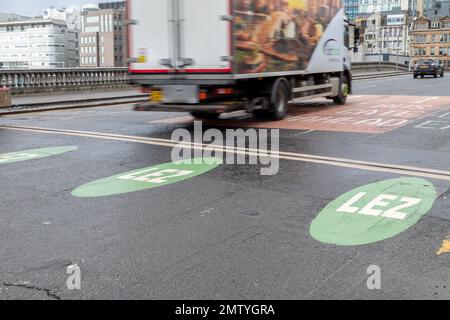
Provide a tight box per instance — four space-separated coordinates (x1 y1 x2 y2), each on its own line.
128 0 352 120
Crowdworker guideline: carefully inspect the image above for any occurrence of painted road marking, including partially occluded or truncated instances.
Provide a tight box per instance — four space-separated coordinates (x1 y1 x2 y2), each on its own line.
310 177 437 246
72 158 222 197
437 236 450 255
0 152 40 164
336 192 421 220
0 146 78 165
415 97 439 104
415 111 450 131
149 95 450 134
3 125 450 181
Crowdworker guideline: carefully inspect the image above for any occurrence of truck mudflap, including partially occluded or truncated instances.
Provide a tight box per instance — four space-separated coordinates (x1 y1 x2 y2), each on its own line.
134 101 244 114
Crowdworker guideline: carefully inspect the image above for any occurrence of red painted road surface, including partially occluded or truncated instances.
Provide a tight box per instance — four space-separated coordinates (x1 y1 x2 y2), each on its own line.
152 95 450 134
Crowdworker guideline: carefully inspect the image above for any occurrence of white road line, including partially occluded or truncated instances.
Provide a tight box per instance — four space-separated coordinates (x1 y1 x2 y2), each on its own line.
292 130 314 136
2 124 450 181
0 103 137 117
415 97 439 104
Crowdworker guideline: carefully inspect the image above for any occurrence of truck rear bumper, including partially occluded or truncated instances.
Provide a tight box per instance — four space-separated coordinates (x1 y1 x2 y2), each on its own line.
134 102 244 114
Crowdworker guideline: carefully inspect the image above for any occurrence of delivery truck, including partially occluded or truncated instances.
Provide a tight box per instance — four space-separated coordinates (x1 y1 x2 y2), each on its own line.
128 0 352 120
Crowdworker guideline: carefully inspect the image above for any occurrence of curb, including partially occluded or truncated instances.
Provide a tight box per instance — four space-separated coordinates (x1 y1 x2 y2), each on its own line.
7 93 147 108
353 72 410 80
0 97 147 116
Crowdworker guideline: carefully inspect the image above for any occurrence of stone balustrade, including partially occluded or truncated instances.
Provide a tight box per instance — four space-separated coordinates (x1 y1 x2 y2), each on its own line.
0 68 130 94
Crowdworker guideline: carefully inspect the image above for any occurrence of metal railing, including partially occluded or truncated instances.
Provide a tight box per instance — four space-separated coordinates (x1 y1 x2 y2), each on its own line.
0 67 130 94
351 61 410 72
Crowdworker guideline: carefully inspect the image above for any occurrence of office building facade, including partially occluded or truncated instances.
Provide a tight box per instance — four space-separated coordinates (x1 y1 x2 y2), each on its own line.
345 0 414 20
411 15 450 68
0 19 78 69
345 0 360 20
79 4 127 68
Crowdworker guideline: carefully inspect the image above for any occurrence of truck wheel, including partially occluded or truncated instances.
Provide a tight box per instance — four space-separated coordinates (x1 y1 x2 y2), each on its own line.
413 74 418 79
333 75 349 105
270 82 289 120
441 71 445 78
434 72 438 78
191 112 221 120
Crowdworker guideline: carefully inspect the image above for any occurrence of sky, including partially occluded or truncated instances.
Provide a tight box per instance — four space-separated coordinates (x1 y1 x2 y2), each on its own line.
0 0 102 17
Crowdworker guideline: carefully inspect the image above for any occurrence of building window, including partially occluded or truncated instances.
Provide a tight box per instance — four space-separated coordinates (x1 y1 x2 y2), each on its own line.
87 16 100 24
103 16 107 32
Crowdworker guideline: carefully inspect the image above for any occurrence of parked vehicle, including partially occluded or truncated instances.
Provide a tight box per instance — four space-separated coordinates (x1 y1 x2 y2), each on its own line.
413 59 445 78
128 0 353 120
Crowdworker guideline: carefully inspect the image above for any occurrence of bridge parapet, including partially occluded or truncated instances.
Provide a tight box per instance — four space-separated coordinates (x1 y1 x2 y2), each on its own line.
351 62 410 73
0 68 130 94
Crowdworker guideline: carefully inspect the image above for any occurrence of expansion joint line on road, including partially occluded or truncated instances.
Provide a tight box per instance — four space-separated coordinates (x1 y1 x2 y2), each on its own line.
2 124 450 181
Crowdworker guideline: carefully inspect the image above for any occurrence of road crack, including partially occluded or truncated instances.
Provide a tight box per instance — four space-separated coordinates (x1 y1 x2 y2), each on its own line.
438 188 450 199
1 281 61 300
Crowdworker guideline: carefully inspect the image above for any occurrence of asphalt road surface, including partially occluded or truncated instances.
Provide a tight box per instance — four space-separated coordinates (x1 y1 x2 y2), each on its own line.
1 74 450 300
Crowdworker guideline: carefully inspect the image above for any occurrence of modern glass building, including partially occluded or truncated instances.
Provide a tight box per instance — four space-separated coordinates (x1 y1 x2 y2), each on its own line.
344 0 361 20
345 0 416 21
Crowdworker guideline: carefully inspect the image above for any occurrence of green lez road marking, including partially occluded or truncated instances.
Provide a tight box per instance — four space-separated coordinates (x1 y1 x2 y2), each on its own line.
0 146 78 164
72 157 222 198
309 177 437 246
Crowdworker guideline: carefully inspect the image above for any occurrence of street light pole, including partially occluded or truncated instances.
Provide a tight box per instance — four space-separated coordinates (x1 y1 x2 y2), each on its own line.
396 27 400 71
378 15 382 71
409 0 417 71
379 23 384 71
